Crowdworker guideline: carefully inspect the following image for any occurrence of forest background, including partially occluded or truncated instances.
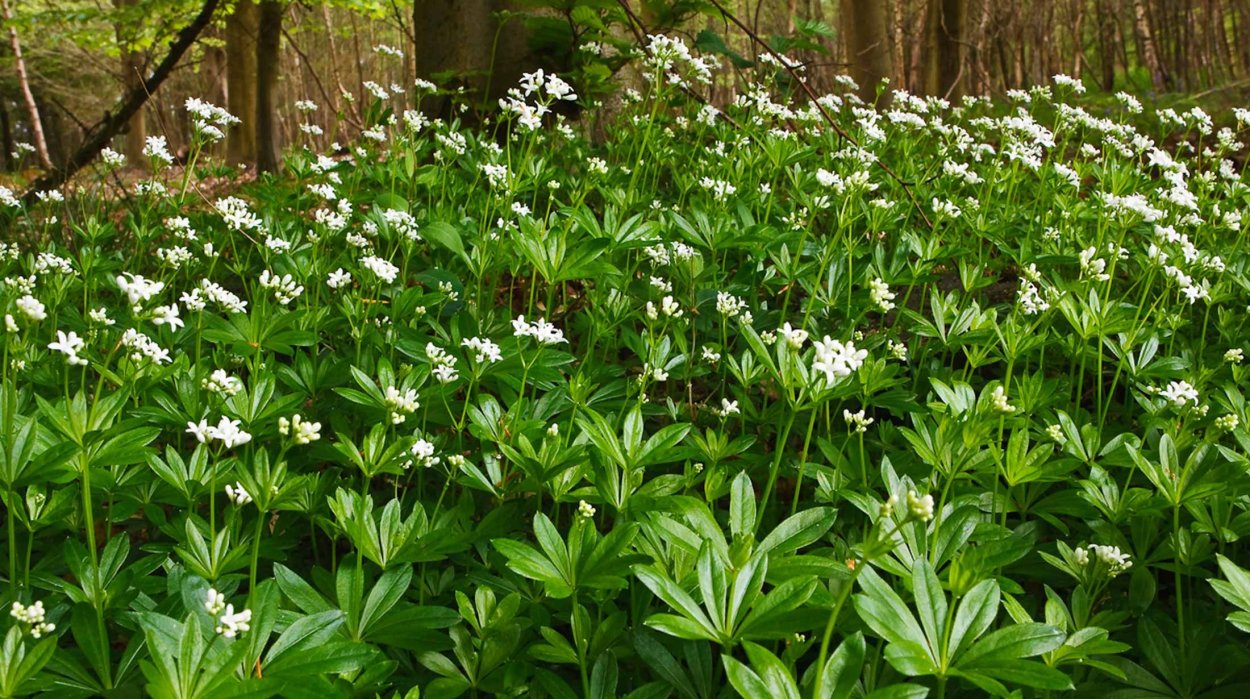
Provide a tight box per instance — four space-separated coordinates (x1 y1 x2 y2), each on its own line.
1 0 1248 180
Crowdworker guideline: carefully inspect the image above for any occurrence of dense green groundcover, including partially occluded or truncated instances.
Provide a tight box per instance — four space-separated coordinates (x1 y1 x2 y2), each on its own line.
2 40 1250 698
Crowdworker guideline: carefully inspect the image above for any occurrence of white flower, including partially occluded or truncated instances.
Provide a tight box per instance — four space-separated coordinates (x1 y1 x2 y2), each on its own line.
209 418 252 448
16 295 47 322
385 386 419 424
1161 380 1198 408
143 136 174 165
327 268 352 289
280 414 321 444
214 604 252 638
461 337 502 364
868 278 895 312
1225 348 1244 364
116 273 165 308
812 337 867 385
205 588 227 616
990 385 1016 414
120 328 172 364
186 419 211 443
151 304 183 331
225 481 253 506
714 398 740 418
48 330 88 366
360 256 399 284
410 438 439 468
10 600 54 638
907 490 934 521
843 409 874 433
778 323 809 350
578 500 596 519
202 369 244 396
259 270 304 305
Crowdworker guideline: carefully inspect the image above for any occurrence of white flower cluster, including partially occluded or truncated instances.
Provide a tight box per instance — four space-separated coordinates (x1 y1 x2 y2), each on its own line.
812 337 867 385
182 279 248 314
143 136 174 165
259 270 304 305
116 273 165 309
843 409 875 433
279 414 321 445
868 278 895 312
645 295 683 320
907 490 934 521
186 417 253 448
1161 380 1198 408
205 589 251 638
1073 544 1132 577
512 315 566 345
216 197 263 232
202 369 244 396
385 386 419 424
498 69 577 131
461 336 502 364
360 256 399 285
990 385 1016 414
426 343 460 383
48 330 88 366
15 295 46 322
121 328 172 364
408 438 440 469
577 500 596 519
10 600 55 638
185 97 240 143
225 481 253 506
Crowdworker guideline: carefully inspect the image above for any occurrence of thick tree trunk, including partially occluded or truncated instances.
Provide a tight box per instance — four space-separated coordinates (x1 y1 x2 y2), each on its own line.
1 0 51 169
413 0 533 116
225 0 258 165
256 0 282 173
924 0 966 98
843 0 893 102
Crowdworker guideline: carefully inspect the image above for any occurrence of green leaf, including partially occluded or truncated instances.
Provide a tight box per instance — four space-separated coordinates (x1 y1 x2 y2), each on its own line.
424 221 470 264
959 623 1065 666
729 472 756 539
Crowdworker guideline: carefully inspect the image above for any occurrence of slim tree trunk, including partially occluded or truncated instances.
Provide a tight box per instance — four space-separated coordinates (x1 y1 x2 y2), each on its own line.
1 0 51 169
225 0 258 164
844 0 894 102
1132 0 1165 89
113 0 147 167
256 0 282 173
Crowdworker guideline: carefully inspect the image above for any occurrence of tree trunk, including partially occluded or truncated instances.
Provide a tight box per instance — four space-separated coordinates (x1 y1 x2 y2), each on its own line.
413 0 534 117
1131 0 1165 90
225 0 258 165
113 0 147 167
924 0 966 98
1 0 51 169
256 0 282 173
0 97 11 170
844 0 894 102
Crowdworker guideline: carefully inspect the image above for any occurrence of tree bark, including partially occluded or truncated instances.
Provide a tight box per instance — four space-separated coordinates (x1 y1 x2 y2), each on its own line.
113 0 147 167
225 0 258 164
1 0 51 169
413 0 534 117
924 0 966 98
1131 0 1165 90
21 0 222 203
256 0 282 173
843 0 894 102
